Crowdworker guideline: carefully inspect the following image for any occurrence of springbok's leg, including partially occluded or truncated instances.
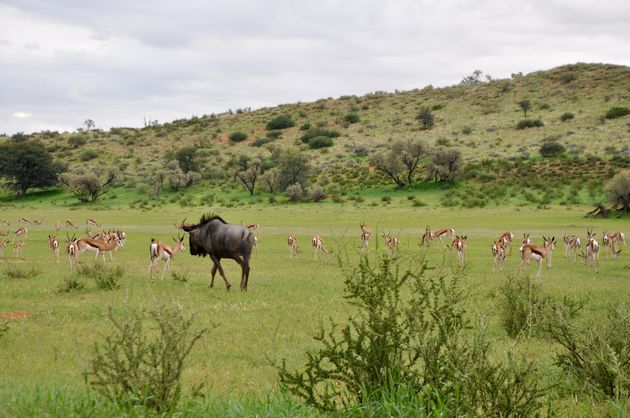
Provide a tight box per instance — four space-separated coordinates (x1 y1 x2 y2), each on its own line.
161 259 170 280
536 258 543 279
209 255 231 290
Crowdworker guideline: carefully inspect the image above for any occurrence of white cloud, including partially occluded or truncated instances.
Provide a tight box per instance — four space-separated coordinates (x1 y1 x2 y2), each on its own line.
11 112 32 119
0 0 628 134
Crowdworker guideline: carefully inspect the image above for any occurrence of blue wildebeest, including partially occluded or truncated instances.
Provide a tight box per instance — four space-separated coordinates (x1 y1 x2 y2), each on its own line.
182 214 256 291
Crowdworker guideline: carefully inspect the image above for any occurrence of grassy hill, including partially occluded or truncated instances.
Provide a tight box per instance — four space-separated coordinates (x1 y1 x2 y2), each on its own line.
1 63 629 207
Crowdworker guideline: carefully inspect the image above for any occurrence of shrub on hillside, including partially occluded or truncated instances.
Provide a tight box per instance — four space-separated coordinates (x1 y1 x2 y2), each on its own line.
605 106 630 119
80 149 99 161
266 115 295 130
228 131 248 142
516 119 545 129
605 170 630 211
343 112 360 124
250 137 275 147
300 128 340 144
265 130 283 139
68 135 87 149
307 187 326 202
286 183 303 201
307 136 334 149
559 112 574 121
539 142 566 158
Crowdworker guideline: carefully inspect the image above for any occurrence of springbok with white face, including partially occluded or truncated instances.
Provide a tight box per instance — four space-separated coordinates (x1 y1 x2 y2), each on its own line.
492 239 506 272
563 234 581 261
76 235 122 263
48 235 60 264
451 235 468 266
13 241 26 258
66 235 78 271
519 236 556 279
518 233 532 254
148 235 185 280
421 226 455 247
498 232 514 255
383 232 399 255
360 223 372 251
288 234 298 257
12 227 27 242
582 230 599 271
312 235 331 260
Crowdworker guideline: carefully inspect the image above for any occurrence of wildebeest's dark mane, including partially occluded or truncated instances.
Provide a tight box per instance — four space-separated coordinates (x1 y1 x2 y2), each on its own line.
198 213 227 225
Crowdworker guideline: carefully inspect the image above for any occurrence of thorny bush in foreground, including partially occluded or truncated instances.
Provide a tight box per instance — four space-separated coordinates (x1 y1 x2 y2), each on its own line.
86 303 211 412
278 253 547 416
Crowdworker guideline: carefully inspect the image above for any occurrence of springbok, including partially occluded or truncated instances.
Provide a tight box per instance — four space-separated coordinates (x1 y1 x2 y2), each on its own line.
451 235 468 266
148 235 185 280
13 241 26 258
383 232 399 255
421 226 455 247
65 219 78 229
0 230 8 238
518 233 532 253
288 234 299 257
2 218 10 226
48 235 60 264
610 231 626 247
246 223 260 240
54 221 61 233
582 230 599 271
492 239 507 272
32 219 43 225
498 231 514 255
360 223 372 251
17 217 32 224
563 234 581 261
76 235 122 263
66 235 78 271
0 240 6 257
86 218 102 228
12 227 27 242
312 235 331 260
519 236 556 279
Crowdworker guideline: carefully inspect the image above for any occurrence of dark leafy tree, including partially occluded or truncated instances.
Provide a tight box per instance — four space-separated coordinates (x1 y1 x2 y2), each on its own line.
61 168 117 203
426 148 463 182
83 119 95 132
262 168 279 193
518 99 531 117
371 151 406 188
277 148 311 191
266 115 295 130
539 142 565 158
416 107 435 130
175 146 199 173
605 170 630 212
394 139 427 186
0 140 65 196
460 69 483 85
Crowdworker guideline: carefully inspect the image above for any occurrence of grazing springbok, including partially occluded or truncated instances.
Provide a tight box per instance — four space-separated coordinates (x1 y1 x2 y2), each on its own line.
563 234 581 261
0 230 8 238
181 214 256 291
65 219 78 229
498 231 514 255
2 218 10 226
421 226 455 248
288 234 299 257
17 217 32 224
312 234 331 260
48 235 60 264
582 230 599 271
360 223 372 250
76 235 122 263
12 227 27 242
148 235 185 280
451 235 468 266
383 232 399 255
66 235 78 271
32 219 43 225
13 241 26 258
519 236 556 279
492 239 507 272
86 218 102 228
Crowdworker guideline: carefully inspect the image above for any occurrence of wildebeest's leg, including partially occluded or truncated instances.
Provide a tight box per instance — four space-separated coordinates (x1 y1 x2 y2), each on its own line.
209 255 231 291
209 264 218 287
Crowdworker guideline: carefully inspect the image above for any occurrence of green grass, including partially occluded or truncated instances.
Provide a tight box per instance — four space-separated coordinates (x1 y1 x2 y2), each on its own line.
0 203 629 414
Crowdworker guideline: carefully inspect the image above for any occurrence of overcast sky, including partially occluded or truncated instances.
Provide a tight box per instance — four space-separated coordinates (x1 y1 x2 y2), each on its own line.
1 0 628 135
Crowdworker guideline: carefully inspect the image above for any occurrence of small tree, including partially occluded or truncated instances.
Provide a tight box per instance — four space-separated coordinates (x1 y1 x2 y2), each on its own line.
605 170 630 212
0 140 65 196
277 148 311 191
416 107 435 130
62 168 116 203
395 139 427 186
262 168 279 193
539 142 565 158
83 119 95 132
426 148 463 182
371 151 406 188
174 146 199 173
518 100 531 117
461 69 483 85
286 183 304 201
231 154 262 195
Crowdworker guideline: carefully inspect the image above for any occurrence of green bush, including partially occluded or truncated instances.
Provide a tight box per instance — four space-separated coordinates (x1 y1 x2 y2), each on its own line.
3 264 42 279
266 115 295 130
559 112 574 121
539 142 566 158
68 135 87 148
0 321 8 338
87 303 210 412
497 275 551 338
300 128 340 144
228 131 248 142
516 119 544 129
605 106 630 119
56 276 86 293
265 130 283 139
80 149 99 161
250 137 275 147
343 112 360 124
77 264 123 290
307 136 334 149
278 255 546 415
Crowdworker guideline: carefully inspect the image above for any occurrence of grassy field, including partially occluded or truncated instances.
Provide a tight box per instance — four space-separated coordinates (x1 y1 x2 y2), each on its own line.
0 203 629 415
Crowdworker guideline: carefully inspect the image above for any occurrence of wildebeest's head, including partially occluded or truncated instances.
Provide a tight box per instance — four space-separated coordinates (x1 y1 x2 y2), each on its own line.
181 214 227 257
